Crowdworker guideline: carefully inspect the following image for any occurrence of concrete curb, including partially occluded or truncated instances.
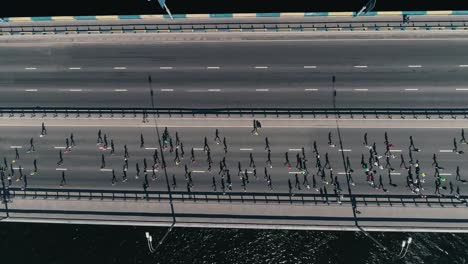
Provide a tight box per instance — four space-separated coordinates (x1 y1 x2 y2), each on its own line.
3 10 468 22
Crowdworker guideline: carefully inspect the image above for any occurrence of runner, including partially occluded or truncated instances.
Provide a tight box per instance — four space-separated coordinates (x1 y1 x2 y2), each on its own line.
214 129 221 144
328 132 335 147
40 122 47 137
284 152 291 169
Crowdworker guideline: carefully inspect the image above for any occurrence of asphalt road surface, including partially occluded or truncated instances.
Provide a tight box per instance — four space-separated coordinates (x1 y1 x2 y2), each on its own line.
3 123 468 199
2 36 468 108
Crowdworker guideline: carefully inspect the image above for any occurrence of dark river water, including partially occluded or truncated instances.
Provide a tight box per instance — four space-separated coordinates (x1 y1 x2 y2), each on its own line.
1 223 467 264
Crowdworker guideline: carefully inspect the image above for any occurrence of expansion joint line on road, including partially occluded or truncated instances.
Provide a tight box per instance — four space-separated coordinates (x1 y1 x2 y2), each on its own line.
332 78 390 253
148 75 176 228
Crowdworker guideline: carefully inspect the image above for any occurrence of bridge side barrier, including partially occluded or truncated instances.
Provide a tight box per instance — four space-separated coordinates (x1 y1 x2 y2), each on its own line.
1 16 468 35
4 187 467 208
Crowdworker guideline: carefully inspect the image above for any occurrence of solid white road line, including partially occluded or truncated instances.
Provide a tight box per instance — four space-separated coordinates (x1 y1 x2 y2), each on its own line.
456 88 468 91
303 66 317 69
25 67 37 70
405 88 419 91
240 148 254 151
56 168 67 171
288 149 302 151
113 67 127 70
354 65 368 68
440 173 452 176
100 168 113 172
208 89 221 92
408 65 422 68
339 149 352 152
254 66 268 69
192 170 205 173
390 149 402 152
304 88 318 91
354 89 368 91
193 148 204 151
145 147 158 150
288 171 304 174
255 89 269 92
161 89 174 92
439 150 453 152
68 67 81 70
160 66 173 70
68 89 82 92
207 66 220 69
459 65 468 68
114 89 128 92
10 146 22 149
25 89 38 92
54 146 66 149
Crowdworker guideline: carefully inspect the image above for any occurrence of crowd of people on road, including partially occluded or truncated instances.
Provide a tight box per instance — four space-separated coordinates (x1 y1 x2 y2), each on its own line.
0 122 466 206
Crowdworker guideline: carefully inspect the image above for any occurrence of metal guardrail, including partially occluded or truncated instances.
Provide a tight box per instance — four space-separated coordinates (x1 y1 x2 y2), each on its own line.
1 20 468 35
3 187 467 207
2 107 468 118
